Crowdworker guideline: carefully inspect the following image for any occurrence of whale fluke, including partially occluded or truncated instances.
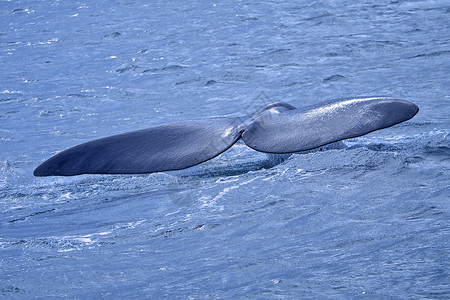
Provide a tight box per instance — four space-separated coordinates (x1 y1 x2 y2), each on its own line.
34 118 242 176
241 97 419 153
34 97 419 176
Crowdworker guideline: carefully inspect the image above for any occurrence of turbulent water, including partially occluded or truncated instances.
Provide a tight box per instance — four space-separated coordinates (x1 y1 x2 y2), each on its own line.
1 0 449 298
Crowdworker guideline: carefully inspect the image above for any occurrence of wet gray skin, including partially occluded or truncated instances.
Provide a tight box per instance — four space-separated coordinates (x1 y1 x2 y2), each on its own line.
34 96 419 176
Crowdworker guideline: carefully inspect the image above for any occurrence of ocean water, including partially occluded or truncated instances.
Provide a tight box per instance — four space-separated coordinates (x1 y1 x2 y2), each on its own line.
1 0 449 298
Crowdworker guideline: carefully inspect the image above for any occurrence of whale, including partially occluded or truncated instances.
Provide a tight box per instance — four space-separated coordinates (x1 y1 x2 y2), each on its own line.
33 96 419 176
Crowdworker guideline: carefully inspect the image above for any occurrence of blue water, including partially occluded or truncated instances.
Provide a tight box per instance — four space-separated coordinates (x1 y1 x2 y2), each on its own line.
1 0 449 298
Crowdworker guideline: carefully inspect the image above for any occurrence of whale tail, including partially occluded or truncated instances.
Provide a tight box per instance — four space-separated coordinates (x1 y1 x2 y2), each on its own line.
34 97 418 176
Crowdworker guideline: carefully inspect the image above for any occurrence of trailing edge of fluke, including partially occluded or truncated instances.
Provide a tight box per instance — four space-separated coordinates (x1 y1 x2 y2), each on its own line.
34 96 419 176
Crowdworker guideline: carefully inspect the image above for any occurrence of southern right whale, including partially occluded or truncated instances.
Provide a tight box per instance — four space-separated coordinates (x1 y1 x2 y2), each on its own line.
33 96 419 176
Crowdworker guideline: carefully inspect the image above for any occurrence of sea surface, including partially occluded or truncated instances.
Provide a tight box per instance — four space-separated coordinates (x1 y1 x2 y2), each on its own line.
1 0 449 298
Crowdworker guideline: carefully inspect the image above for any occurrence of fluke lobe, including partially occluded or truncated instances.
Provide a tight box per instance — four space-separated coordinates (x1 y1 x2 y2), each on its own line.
34 97 419 176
